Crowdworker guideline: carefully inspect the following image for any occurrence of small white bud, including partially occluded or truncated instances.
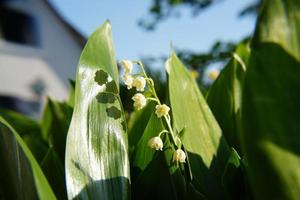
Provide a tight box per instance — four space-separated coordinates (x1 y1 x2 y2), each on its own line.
119 60 133 74
155 104 170 118
208 69 219 80
132 76 146 91
148 136 163 151
132 93 147 110
122 74 133 89
173 149 186 163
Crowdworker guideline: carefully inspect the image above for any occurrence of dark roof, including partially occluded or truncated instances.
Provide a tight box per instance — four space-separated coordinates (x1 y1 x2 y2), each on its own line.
43 0 87 47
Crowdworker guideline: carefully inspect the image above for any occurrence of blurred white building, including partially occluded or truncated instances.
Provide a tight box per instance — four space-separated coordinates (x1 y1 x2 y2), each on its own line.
0 0 85 114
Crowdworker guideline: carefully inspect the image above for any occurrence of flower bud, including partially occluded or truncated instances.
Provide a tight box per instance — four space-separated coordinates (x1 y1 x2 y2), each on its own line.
148 136 163 151
173 149 186 163
122 74 133 89
208 69 219 80
132 76 146 91
119 60 133 74
132 93 147 110
155 104 170 118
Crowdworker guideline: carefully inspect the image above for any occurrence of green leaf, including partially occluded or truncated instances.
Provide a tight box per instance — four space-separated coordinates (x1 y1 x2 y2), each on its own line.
0 116 56 200
41 148 66 200
0 108 48 163
206 43 249 151
132 113 164 172
168 53 230 199
65 21 130 200
94 69 109 85
40 98 72 199
41 98 73 162
241 0 300 199
222 148 246 200
128 101 156 154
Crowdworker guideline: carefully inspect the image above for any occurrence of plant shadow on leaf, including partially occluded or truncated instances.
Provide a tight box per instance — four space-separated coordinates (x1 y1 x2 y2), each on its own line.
106 106 122 119
106 80 118 94
73 176 130 200
94 69 109 85
96 92 116 104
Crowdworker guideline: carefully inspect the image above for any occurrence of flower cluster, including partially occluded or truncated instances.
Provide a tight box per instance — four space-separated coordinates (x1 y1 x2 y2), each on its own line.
119 60 186 163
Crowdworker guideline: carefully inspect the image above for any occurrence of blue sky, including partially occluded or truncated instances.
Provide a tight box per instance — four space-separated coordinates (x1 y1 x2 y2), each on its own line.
49 0 256 62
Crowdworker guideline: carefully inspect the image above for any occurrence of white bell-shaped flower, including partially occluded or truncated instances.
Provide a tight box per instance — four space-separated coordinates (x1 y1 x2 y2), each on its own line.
148 136 163 151
132 76 146 91
173 149 186 163
132 93 147 110
119 60 133 74
155 104 170 118
122 74 133 89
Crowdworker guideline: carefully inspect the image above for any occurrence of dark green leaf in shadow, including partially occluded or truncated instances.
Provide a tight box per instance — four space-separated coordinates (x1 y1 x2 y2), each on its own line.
96 92 116 104
241 0 300 199
106 80 118 94
0 108 48 163
95 69 109 85
68 79 76 108
222 148 246 200
41 148 66 200
106 106 122 119
0 117 56 200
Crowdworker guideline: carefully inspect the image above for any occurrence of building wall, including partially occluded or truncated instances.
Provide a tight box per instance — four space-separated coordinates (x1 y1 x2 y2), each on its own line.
0 0 84 101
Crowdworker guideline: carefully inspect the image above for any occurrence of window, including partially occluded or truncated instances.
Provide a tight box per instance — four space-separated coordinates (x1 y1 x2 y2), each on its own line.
0 6 39 46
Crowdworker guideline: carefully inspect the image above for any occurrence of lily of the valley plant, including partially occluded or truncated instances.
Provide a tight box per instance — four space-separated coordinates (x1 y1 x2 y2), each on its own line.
120 60 186 163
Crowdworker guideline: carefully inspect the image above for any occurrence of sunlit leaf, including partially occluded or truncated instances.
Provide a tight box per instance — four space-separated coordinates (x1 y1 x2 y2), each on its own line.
0 116 56 200
206 43 249 151
65 21 130 200
168 53 230 199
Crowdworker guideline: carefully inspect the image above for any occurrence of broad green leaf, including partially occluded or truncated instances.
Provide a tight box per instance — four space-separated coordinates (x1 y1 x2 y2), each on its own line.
241 0 300 199
65 21 130 200
0 108 48 162
0 116 56 200
41 148 66 200
41 98 73 162
132 113 164 173
40 98 72 199
206 43 249 151
168 53 230 199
